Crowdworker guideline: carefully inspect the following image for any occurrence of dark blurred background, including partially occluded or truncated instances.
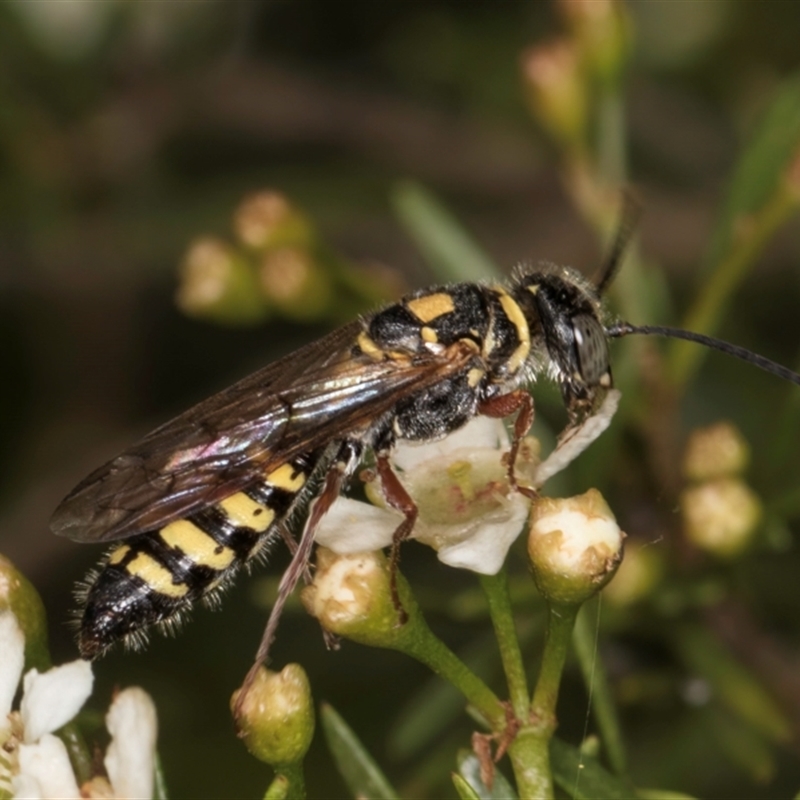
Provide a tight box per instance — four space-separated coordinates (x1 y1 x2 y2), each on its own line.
2 1 800 797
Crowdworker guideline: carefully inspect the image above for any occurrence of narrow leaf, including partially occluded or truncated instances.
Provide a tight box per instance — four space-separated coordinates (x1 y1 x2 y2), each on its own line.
550 738 637 800
392 181 501 282
320 703 399 800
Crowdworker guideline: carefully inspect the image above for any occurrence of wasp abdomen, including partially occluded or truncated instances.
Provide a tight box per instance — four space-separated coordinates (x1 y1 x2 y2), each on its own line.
78 455 316 659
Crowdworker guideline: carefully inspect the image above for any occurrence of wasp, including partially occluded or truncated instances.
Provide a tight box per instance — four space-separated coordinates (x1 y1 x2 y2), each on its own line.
51 218 800 672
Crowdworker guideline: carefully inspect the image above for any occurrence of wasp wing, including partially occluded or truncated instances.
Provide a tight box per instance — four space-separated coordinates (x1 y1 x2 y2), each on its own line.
52 322 477 543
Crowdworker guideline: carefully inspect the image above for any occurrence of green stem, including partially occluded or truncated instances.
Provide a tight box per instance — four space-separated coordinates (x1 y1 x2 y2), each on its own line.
573 602 627 774
531 603 580 725
479 572 529 718
670 185 800 390
266 763 305 800
399 617 506 730
507 602 580 800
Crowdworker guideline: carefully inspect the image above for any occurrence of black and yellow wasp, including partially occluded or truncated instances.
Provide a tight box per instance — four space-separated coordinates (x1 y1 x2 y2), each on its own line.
51 237 800 666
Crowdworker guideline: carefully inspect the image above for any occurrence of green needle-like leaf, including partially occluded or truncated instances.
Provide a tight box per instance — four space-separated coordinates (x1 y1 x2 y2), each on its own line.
392 180 501 282
550 738 637 800
320 703 399 800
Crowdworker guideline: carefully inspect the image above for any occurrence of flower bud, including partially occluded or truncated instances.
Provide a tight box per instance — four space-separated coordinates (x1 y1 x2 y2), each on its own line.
258 247 333 321
521 39 587 148
602 539 663 607
232 664 314 766
784 144 800 201
176 237 269 325
681 478 762 558
527 489 624 606
558 0 631 86
234 191 314 251
682 422 750 482
301 549 418 648
0 555 49 672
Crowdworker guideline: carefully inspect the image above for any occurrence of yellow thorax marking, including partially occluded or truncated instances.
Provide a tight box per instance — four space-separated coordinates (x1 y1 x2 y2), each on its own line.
406 292 455 323
126 552 189 598
357 332 385 361
421 326 438 343
160 519 235 570
496 289 531 373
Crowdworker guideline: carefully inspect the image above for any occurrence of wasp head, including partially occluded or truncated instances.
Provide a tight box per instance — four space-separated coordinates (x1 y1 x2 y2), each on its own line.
512 264 613 424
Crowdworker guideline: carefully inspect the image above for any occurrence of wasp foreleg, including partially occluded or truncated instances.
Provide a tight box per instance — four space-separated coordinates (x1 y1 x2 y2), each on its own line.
478 389 537 500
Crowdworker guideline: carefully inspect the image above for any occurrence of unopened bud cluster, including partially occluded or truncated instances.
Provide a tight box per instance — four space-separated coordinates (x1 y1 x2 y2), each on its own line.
176 189 396 326
680 422 762 558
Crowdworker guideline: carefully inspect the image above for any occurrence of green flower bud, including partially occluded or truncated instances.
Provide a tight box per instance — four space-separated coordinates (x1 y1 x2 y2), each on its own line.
0 555 49 672
234 191 314 251
300 548 419 649
232 664 314 766
681 478 762 558
176 237 269 325
527 490 624 606
558 0 632 87
683 422 750 482
602 539 663 607
521 39 587 149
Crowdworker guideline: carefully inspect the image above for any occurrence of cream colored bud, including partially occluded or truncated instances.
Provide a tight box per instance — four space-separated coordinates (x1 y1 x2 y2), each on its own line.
176 237 268 325
301 549 419 649
527 489 624 606
232 664 314 766
683 422 750 482
234 191 313 250
301 549 395 640
681 478 762 558
259 247 332 320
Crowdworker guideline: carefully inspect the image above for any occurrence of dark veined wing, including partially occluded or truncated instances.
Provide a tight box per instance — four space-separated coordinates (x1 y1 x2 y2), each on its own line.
52 321 478 543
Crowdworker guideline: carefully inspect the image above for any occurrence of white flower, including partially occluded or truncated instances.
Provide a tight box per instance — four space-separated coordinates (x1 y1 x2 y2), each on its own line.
315 416 537 575
20 661 94 745
0 609 158 800
104 688 158 800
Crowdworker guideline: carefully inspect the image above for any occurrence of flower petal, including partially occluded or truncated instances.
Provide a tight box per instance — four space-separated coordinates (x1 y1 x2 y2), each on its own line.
534 389 620 486
15 733 80 800
21 661 93 743
104 687 158 800
0 611 25 721
314 497 399 554
391 416 509 473
429 494 530 575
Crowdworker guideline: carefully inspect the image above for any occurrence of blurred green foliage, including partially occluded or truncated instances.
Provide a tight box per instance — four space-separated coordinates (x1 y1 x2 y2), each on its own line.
2 1 800 798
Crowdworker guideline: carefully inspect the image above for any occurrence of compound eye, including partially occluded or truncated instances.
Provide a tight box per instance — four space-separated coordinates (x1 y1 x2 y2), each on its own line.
572 313 610 387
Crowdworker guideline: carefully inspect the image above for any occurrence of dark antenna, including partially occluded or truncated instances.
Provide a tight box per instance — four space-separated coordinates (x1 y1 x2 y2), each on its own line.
606 321 800 387
595 191 643 296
